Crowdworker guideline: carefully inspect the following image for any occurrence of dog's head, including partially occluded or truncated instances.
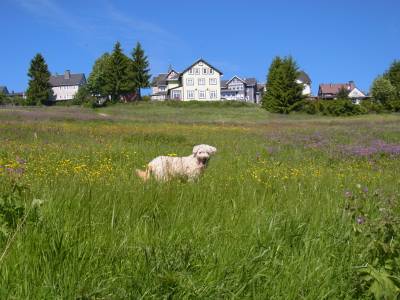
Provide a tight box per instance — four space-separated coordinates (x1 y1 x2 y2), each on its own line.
192 144 217 164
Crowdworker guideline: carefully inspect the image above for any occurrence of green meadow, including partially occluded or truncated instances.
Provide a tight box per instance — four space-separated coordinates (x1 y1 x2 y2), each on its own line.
0 103 399 299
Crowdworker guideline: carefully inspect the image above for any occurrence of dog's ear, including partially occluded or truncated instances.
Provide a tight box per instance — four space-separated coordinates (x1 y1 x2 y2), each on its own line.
192 145 200 156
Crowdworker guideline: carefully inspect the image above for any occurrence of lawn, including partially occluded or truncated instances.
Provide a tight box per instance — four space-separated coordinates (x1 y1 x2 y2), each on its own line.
0 103 399 299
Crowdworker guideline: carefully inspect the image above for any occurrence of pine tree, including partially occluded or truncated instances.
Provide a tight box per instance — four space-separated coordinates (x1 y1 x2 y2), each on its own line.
131 42 151 100
262 56 303 113
103 42 134 102
26 53 52 105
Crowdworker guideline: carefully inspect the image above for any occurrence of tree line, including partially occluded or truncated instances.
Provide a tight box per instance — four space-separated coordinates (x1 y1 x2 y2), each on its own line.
261 56 400 116
0 41 150 106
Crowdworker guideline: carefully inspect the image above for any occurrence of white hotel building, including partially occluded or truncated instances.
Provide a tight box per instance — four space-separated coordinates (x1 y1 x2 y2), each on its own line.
151 59 223 101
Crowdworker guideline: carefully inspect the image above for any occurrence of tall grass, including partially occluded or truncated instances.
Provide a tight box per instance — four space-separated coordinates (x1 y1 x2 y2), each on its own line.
0 104 399 298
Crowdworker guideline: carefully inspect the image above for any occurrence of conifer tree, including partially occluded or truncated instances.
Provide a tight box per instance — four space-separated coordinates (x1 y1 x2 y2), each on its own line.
104 42 134 102
131 42 151 99
262 56 303 113
26 53 52 105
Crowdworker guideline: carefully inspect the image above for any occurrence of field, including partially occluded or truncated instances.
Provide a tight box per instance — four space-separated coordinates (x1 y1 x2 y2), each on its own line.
0 103 399 299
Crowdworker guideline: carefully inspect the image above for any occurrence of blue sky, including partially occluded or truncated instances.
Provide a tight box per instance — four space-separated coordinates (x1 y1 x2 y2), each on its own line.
1 0 399 95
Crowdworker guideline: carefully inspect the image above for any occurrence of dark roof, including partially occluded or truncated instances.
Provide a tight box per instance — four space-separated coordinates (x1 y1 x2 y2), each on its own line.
319 81 356 95
257 83 266 91
297 71 311 84
180 58 223 76
49 72 86 87
151 73 168 86
166 70 180 81
221 80 228 88
244 78 257 86
0 86 9 94
225 76 257 86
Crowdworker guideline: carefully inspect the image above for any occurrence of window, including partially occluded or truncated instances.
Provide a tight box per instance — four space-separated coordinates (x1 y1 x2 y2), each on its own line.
209 78 217 85
172 90 181 100
210 69 214 75
210 90 217 99
189 68 193 75
187 90 195 99
198 78 205 85
194 68 200 75
186 78 194 86
199 90 206 99
203 68 208 75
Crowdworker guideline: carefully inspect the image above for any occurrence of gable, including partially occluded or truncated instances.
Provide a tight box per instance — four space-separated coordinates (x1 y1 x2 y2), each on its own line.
181 59 223 76
226 76 245 86
167 70 179 80
348 88 366 98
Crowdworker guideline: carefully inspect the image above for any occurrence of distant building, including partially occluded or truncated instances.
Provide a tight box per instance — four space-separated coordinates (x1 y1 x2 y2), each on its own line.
221 76 258 103
318 81 367 103
0 86 9 95
296 71 312 96
49 70 86 101
151 58 223 101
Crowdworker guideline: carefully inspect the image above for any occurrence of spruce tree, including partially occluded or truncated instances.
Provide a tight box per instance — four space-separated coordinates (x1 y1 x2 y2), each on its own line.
131 42 151 99
26 53 52 105
104 42 134 102
262 56 303 113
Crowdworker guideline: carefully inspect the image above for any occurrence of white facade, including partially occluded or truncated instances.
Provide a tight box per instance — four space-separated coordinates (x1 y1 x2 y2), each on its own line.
296 79 312 96
52 85 79 101
151 59 222 101
180 61 221 101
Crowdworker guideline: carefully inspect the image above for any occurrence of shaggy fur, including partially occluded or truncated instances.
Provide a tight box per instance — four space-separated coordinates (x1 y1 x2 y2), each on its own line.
136 144 217 182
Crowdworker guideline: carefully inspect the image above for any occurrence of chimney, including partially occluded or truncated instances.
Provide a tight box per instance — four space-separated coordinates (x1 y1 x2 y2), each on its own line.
64 70 71 80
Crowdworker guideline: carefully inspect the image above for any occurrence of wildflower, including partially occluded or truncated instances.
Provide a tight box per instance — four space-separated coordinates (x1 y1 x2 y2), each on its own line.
362 186 368 193
356 216 365 225
344 190 352 198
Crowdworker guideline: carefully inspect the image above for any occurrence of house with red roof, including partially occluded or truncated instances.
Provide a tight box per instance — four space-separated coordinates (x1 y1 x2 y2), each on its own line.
318 81 367 104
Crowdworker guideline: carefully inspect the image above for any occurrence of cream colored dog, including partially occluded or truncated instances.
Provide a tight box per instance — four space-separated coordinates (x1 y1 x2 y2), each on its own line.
136 144 217 182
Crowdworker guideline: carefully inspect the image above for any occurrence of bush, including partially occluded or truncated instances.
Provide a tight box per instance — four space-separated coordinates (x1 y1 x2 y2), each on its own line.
360 100 385 113
321 99 367 116
296 99 368 116
72 86 96 106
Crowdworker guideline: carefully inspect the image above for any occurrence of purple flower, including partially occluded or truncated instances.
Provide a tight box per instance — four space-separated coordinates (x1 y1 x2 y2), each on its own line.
362 187 369 193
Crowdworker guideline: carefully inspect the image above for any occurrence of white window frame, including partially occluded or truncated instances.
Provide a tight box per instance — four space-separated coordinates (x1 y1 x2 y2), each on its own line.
199 90 206 99
189 68 193 75
209 78 217 85
210 69 214 75
172 90 181 99
203 68 208 75
186 78 194 86
210 90 217 99
194 68 200 75
187 90 195 99
198 78 205 85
